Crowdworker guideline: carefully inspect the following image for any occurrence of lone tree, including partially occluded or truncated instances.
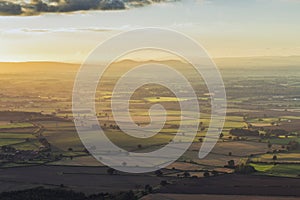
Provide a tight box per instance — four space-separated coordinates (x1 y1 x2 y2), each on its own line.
268 143 272 149
155 170 163 177
107 168 116 175
203 171 210 177
160 180 168 186
219 133 224 139
145 184 153 194
183 171 191 177
227 160 235 168
212 170 219 176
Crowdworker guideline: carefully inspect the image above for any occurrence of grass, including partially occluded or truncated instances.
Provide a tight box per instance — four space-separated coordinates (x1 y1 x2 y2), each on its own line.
223 121 246 129
248 118 279 123
0 132 35 139
47 155 102 166
105 129 173 151
0 138 25 146
251 163 274 171
0 162 38 168
251 163 300 177
267 137 300 145
43 130 83 152
280 116 300 120
256 153 300 162
144 97 188 103
0 123 34 129
12 139 41 151
39 121 84 152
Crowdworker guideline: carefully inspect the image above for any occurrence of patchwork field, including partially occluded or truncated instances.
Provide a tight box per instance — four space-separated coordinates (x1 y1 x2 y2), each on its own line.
0 61 299 198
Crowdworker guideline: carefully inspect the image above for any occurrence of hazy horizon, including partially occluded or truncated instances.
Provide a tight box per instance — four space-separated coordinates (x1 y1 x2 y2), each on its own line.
1 0 300 63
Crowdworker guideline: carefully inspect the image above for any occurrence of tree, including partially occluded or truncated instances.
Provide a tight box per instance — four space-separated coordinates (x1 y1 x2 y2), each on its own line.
144 184 153 193
268 143 272 149
155 170 163 177
212 170 219 176
235 164 256 174
160 180 168 186
219 132 224 139
230 128 259 137
107 168 115 175
203 171 210 177
272 155 277 161
287 141 299 151
227 160 235 168
183 171 190 177
271 122 275 126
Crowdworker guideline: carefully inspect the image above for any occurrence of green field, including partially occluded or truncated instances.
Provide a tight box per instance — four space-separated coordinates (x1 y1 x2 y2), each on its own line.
0 123 34 129
144 97 188 103
251 163 300 177
254 153 300 162
0 132 35 139
0 138 25 146
267 137 300 145
11 139 41 151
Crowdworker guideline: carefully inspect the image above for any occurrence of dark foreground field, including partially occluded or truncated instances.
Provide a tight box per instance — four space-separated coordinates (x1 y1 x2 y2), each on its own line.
0 165 171 195
158 174 300 197
142 194 300 200
1 165 300 199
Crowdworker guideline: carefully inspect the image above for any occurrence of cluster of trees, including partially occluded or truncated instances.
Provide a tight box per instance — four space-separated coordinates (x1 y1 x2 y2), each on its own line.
287 140 299 151
224 159 256 175
235 164 256 174
1 145 16 153
229 128 259 137
230 128 292 139
263 129 289 138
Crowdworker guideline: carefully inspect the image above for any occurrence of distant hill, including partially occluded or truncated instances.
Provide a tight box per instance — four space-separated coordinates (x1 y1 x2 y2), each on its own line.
0 56 299 74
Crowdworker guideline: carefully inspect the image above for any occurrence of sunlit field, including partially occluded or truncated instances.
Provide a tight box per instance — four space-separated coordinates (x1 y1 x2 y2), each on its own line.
0 57 299 198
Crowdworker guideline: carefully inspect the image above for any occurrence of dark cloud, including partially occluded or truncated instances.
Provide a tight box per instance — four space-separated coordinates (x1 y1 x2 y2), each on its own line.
0 0 165 15
0 1 22 15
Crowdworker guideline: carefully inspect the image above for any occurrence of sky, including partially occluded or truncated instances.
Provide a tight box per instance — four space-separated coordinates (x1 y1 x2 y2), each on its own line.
0 0 300 63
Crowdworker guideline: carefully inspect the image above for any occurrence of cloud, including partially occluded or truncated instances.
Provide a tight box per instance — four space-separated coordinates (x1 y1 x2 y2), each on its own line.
0 1 22 15
0 0 168 15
